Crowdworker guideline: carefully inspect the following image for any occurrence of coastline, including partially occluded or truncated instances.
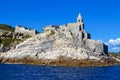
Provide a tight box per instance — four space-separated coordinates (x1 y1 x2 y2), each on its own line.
0 14 118 67
1 57 120 67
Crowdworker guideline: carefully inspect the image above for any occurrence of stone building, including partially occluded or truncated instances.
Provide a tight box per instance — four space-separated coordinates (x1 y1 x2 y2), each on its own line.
67 13 91 40
69 13 108 55
15 25 35 36
43 13 108 56
0 13 109 64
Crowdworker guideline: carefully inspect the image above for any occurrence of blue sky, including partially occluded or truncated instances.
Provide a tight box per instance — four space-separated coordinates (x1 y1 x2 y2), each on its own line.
0 0 120 52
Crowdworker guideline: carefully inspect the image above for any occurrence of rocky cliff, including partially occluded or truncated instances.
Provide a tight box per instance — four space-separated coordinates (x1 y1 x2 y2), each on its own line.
0 14 119 66
0 24 32 52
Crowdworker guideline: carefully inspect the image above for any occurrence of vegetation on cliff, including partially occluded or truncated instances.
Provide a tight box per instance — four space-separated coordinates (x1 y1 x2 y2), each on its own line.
109 52 120 59
0 24 32 52
0 24 14 32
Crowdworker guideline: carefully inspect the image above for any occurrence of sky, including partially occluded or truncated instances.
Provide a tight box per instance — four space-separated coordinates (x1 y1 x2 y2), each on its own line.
0 0 120 52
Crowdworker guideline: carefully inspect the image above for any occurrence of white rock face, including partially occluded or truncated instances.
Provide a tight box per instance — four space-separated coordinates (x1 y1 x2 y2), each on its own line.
0 14 108 62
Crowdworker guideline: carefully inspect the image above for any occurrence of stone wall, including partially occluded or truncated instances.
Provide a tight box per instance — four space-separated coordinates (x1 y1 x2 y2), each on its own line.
42 13 108 56
85 39 108 56
15 25 35 36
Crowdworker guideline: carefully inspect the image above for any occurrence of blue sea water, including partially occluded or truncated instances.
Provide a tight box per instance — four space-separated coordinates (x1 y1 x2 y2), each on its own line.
0 64 120 80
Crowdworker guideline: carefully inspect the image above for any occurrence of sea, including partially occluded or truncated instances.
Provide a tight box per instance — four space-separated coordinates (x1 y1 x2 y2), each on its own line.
0 64 120 80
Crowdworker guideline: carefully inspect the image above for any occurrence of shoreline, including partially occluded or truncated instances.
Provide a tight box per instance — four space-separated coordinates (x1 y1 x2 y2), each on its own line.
1 57 120 67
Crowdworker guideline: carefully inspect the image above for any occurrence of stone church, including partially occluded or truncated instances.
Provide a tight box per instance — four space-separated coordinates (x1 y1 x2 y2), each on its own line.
44 13 108 56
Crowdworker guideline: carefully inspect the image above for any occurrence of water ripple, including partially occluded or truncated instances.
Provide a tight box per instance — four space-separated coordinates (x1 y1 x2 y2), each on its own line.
0 64 120 80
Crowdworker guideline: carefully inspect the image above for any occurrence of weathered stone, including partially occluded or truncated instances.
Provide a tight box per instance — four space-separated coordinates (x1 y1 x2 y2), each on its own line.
15 25 36 36
0 13 109 65
85 39 108 56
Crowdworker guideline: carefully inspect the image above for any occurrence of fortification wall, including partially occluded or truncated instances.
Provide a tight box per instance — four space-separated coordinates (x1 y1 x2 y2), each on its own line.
15 26 35 36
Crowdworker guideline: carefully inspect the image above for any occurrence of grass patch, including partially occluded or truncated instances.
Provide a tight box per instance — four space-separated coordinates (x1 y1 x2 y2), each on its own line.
0 24 14 32
1 38 21 47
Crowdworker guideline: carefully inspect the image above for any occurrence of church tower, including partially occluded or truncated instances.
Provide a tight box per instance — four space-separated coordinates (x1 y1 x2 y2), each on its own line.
77 13 82 23
76 13 84 31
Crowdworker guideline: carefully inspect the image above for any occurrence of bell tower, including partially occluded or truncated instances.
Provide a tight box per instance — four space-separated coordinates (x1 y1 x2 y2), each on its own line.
77 13 82 23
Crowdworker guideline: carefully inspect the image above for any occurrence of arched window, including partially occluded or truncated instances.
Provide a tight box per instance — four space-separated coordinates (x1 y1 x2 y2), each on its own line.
78 20 80 22
79 26 81 31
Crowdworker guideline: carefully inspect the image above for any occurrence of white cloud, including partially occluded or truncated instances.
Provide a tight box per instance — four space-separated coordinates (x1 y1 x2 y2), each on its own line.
108 38 120 51
93 38 120 51
112 47 120 50
109 38 120 46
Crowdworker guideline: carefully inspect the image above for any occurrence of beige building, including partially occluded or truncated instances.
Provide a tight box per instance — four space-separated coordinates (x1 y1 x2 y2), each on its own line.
43 13 108 55
15 25 35 36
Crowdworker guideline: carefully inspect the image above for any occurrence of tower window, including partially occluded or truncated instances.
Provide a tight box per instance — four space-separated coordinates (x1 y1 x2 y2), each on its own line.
79 26 81 30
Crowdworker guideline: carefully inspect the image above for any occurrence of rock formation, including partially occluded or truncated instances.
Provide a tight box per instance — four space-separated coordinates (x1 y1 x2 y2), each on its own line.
1 13 118 66
0 24 33 52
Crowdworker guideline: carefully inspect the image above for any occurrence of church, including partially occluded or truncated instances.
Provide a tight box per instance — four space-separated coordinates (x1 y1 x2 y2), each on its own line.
44 13 108 56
